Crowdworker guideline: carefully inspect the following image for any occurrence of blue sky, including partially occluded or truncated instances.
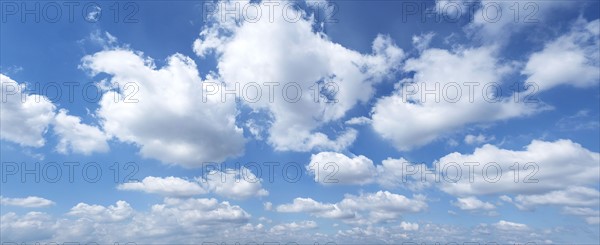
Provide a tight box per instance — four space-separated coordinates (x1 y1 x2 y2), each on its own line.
1 0 599 243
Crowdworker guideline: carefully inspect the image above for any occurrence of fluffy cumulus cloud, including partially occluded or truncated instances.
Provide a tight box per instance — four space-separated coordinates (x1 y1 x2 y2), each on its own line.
513 186 600 210
53 109 109 155
68 200 133 222
117 168 268 200
1 74 55 147
194 0 404 152
0 212 56 242
1 74 109 154
270 220 318 234
81 49 245 167
436 139 599 197
0 198 254 243
464 133 494 145
452 196 495 211
0 198 586 244
199 167 269 200
117 176 207 197
0 196 55 208
277 191 427 224
306 152 430 190
307 152 376 185
493 220 529 231
523 18 600 91
276 197 354 219
371 46 542 151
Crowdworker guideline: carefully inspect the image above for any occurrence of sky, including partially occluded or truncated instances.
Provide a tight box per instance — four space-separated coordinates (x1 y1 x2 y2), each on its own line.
0 0 599 244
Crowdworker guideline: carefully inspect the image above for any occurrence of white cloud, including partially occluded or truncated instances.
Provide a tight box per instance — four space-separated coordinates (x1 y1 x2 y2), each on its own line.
452 196 495 211
276 197 354 219
1 74 55 147
117 176 207 197
493 220 528 231
1 74 110 155
514 186 600 210
0 212 56 242
118 168 268 200
81 49 245 167
523 18 600 92
0 197 258 243
436 139 600 197
307 152 376 185
0 196 55 208
68 200 133 222
375 157 432 191
263 202 273 211
371 46 542 151
53 109 109 155
412 32 435 52
399 221 419 231
562 207 600 225
306 152 432 190
464 133 494 145
467 0 573 44
195 1 403 152
270 220 318 234
277 191 427 224
149 197 250 225
344 116 372 126
199 167 269 200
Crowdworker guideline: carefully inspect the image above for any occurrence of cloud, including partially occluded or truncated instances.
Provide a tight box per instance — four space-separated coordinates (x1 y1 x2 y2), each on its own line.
436 139 599 197
563 207 600 225
53 109 109 155
306 152 431 190
523 18 600 92
277 191 427 224
117 176 207 197
276 197 355 219
270 220 318 234
0 196 55 208
412 32 436 52
399 221 419 231
514 186 600 210
493 220 529 231
0 212 56 242
1 74 109 154
149 197 251 225
344 116 372 126
1 74 55 147
452 196 495 211
466 0 573 44
81 49 245 167
199 167 269 200
371 46 543 151
307 152 376 185
464 133 494 145
0 197 254 243
195 0 404 152
68 200 133 222
118 168 268 200
263 202 273 211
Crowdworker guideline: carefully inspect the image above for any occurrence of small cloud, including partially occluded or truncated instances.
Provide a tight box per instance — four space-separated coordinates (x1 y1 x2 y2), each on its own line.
464 134 494 145
344 116 372 126
264 202 273 211
0 196 55 208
